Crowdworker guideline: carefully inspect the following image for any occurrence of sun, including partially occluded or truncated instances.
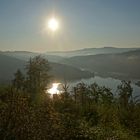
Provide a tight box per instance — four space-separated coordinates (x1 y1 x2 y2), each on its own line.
47 83 60 95
47 18 59 31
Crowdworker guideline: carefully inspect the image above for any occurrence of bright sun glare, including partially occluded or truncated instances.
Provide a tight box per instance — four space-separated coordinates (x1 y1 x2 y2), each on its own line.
47 83 60 95
48 18 59 31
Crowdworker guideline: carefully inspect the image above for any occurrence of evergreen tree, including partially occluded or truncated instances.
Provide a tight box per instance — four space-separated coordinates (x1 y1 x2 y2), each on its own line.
25 56 50 99
118 80 133 108
12 69 25 91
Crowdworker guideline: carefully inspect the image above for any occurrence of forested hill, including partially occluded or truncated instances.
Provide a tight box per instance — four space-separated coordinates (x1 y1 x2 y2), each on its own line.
0 53 93 83
50 62 93 81
0 53 26 83
60 50 140 79
1 48 140 81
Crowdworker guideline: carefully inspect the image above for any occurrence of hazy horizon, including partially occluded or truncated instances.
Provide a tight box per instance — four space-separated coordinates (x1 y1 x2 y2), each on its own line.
0 0 140 52
0 46 140 53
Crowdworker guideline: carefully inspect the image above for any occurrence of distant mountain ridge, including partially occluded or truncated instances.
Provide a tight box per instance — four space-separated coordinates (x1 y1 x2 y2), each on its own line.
1 51 64 63
0 47 140 81
1 47 140 59
45 47 140 57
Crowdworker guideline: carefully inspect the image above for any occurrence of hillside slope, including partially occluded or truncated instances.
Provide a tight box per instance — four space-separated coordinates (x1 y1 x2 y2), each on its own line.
60 50 140 79
2 51 65 63
0 53 93 83
0 53 26 83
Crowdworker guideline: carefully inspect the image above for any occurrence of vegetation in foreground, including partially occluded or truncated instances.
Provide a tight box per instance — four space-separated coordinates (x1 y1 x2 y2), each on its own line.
0 56 140 140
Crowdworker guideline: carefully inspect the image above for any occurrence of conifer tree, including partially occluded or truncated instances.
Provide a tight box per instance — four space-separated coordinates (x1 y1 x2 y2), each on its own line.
25 56 50 98
12 69 25 90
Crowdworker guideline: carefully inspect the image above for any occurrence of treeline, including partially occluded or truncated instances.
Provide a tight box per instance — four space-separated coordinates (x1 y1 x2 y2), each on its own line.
0 56 140 140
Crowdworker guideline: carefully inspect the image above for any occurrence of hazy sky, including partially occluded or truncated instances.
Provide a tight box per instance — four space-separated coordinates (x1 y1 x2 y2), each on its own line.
0 0 140 52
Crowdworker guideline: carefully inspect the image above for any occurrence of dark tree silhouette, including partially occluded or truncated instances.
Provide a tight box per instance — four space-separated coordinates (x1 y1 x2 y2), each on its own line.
25 56 50 99
12 69 25 91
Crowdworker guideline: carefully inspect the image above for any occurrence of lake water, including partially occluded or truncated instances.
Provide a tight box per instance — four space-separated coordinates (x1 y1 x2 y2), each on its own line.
69 76 140 97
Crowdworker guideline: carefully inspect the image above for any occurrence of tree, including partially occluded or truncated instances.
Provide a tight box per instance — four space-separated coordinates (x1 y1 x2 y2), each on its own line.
12 69 25 91
25 56 50 99
117 80 133 108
